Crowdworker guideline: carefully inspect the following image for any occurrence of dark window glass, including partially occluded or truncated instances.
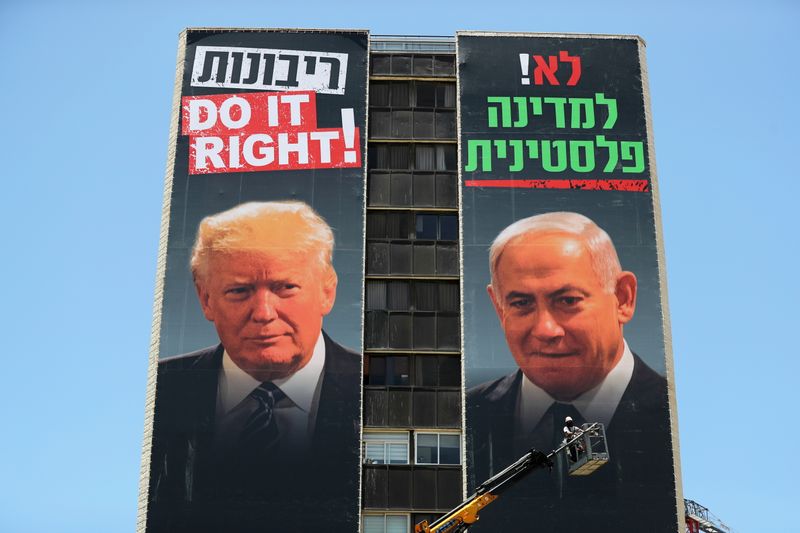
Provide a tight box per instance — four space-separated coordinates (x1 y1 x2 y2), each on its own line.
415 356 438 387
413 314 436 349
371 82 390 106
390 243 412 274
416 214 438 239
388 280 410 311
413 55 434 76
389 314 412 349
371 111 391 138
438 283 459 312
413 173 435 206
372 55 390 75
392 110 412 138
413 391 436 426
439 356 460 387
369 173 391 206
416 83 436 107
389 145 410 169
439 434 460 464
437 392 460 428
386 356 411 386
390 174 412 206
441 84 456 107
365 310 388 348
437 316 459 350
435 174 457 208
370 145 389 168
363 390 387 426
415 145 435 171
366 280 387 310
386 212 412 239
416 434 438 464
437 468 462 509
387 468 412 508
366 212 386 239
439 215 458 240
413 244 435 275
391 81 411 106
363 466 387 508
388 390 412 427
367 242 389 274
391 55 412 75
441 145 457 170
412 470 437 510
435 110 456 138
434 55 455 76
436 244 458 275
367 356 386 386
414 281 438 311
414 110 435 138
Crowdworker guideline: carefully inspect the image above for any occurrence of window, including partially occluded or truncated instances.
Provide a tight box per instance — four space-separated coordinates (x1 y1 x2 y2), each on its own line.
362 514 409 533
363 432 410 465
415 433 461 465
370 54 455 77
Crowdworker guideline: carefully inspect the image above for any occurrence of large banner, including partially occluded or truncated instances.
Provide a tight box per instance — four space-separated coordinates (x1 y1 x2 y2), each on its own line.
140 29 368 533
460 33 681 532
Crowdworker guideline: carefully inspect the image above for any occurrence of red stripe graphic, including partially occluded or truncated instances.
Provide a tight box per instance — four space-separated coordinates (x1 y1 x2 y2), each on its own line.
464 179 649 192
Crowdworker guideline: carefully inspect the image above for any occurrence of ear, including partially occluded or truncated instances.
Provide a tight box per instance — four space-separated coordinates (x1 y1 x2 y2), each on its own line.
487 283 505 323
614 271 637 325
320 268 338 316
195 280 216 322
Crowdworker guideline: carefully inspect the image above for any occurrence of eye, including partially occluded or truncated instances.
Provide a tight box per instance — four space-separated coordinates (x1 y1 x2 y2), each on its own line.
508 297 532 309
274 282 301 296
556 296 582 308
224 286 252 300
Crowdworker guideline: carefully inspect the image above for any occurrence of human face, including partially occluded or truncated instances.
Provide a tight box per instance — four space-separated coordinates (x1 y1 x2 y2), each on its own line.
488 231 636 401
196 249 336 381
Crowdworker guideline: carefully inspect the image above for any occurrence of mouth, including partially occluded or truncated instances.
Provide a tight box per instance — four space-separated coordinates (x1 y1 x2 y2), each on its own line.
245 334 289 344
530 351 578 359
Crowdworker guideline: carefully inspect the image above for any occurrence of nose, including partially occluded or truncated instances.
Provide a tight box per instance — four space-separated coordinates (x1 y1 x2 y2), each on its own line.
530 307 565 342
250 288 278 322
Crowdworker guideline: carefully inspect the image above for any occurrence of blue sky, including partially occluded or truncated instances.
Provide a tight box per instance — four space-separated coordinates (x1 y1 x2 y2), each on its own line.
1 1 796 531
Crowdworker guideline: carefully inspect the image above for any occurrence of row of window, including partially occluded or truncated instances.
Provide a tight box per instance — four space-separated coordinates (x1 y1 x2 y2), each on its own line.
368 172 456 208
370 109 455 140
364 388 460 428
365 311 459 350
369 144 457 172
371 81 456 109
363 431 460 466
363 465 461 511
367 213 457 241
367 242 458 276
366 280 459 313
365 355 460 388
371 54 455 77
362 514 445 533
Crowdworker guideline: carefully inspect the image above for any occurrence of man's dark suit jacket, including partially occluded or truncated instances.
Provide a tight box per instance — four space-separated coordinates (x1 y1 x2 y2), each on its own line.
146 332 360 533
466 354 679 533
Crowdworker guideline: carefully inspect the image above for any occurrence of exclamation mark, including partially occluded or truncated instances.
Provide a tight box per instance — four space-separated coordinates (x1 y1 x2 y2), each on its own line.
341 108 357 163
519 53 530 85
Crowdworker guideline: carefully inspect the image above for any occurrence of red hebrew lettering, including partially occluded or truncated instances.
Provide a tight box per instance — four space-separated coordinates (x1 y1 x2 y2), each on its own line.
533 55 559 85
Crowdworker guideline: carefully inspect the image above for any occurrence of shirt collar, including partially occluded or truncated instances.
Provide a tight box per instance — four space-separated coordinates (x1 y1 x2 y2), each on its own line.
519 340 634 433
218 332 326 415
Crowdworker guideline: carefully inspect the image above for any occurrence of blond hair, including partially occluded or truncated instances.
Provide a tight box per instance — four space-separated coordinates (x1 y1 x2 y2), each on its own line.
190 201 334 282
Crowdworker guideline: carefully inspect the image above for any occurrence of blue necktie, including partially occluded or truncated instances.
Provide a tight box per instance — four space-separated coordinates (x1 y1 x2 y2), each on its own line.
240 382 285 452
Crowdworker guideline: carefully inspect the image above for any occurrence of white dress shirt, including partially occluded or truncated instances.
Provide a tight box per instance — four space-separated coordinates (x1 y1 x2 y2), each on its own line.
517 340 635 436
214 332 326 454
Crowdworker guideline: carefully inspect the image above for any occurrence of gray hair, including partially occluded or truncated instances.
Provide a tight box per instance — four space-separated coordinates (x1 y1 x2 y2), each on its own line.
190 201 334 283
489 212 621 294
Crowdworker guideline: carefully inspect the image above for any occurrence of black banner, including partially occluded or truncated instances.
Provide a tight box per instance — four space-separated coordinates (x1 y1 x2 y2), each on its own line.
460 32 680 533
143 29 368 533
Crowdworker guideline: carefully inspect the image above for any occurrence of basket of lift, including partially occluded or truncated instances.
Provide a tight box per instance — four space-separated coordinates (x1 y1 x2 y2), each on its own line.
567 423 610 476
